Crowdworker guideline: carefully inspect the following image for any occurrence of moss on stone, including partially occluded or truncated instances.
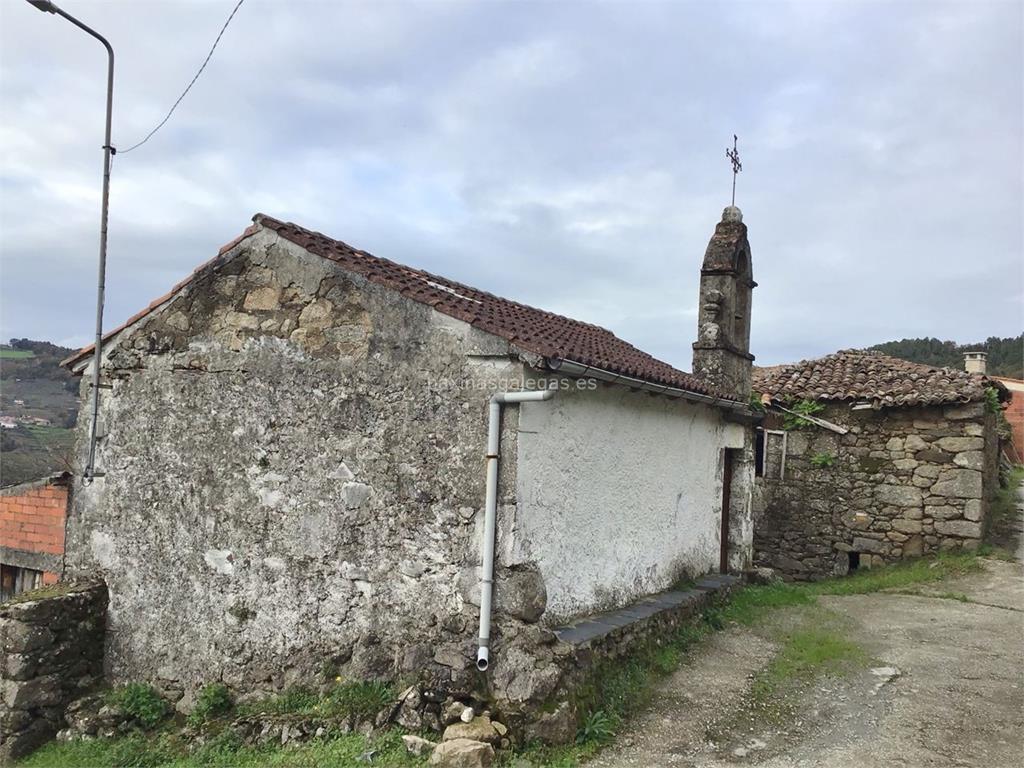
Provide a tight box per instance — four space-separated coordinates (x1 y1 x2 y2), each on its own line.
0 580 90 607
857 456 886 474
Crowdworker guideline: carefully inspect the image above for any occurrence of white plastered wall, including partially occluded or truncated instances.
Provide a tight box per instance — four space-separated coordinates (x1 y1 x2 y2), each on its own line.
510 381 737 623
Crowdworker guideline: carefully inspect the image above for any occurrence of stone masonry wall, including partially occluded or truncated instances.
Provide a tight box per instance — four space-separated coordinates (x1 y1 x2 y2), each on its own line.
65 231 536 708
0 582 107 763
753 401 998 580
61 226 755 724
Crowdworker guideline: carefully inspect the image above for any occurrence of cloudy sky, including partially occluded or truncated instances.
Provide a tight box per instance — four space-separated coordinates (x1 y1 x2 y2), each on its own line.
0 0 1020 369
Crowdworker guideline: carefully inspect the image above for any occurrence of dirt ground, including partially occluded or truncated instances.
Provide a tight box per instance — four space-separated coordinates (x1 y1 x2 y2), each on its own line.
588 517 1024 768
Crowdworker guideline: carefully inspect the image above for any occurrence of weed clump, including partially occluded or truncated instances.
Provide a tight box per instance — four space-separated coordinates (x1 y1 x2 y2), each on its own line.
236 680 393 721
105 683 169 730
188 683 234 726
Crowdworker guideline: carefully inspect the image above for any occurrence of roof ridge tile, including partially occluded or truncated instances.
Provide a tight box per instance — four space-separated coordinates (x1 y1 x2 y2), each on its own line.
64 213 737 403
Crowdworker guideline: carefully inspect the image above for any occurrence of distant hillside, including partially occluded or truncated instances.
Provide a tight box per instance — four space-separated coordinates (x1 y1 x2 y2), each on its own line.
0 339 79 487
868 335 1023 380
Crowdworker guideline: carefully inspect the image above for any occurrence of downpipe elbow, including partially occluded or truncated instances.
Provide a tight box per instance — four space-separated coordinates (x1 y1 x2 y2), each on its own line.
476 646 489 672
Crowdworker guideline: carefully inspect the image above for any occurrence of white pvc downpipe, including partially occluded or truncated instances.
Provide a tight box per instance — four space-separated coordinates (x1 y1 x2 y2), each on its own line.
476 389 555 672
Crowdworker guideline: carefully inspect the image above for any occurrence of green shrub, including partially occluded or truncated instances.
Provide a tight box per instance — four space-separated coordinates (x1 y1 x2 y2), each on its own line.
106 683 170 730
984 386 1002 414
782 399 825 430
810 452 835 468
748 392 767 413
188 683 234 726
576 709 617 745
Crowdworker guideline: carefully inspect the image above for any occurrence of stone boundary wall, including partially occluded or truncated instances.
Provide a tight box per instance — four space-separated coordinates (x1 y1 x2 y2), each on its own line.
516 574 740 744
0 582 107 763
753 401 998 580
391 574 740 744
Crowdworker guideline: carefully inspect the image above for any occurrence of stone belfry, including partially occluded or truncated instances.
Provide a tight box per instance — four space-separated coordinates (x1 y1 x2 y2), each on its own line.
693 136 755 397
692 204 755 397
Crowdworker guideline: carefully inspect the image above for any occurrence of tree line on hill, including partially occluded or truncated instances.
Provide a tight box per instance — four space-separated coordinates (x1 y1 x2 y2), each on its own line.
869 335 1023 380
1 339 78 486
2 338 79 388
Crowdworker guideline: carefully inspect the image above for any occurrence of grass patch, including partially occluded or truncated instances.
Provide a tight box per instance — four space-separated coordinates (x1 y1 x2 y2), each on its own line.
0 348 36 359
978 544 1017 561
707 581 815 627
506 743 595 768
25 425 74 441
236 681 393 721
21 681 411 767
808 552 981 596
19 734 179 768
18 730 425 768
235 686 318 717
750 625 866 701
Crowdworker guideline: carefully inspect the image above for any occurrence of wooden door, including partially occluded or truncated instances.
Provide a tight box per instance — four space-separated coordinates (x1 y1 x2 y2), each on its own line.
720 449 734 573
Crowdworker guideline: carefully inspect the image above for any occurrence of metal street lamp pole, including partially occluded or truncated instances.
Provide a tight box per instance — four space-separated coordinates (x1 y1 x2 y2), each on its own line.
26 0 113 480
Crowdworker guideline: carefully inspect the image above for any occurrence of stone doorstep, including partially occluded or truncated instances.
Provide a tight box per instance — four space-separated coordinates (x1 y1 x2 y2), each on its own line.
694 573 742 591
553 575 740 647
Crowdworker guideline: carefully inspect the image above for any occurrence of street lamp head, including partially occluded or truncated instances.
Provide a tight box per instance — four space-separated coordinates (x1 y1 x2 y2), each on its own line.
26 0 59 13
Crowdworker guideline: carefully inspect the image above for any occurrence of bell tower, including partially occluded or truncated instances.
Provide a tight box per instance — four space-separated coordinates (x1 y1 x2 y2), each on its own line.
692 205 755 397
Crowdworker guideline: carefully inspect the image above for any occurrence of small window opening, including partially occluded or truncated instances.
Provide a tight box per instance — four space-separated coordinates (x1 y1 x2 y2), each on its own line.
761 429 788 480
848 551 861 572
755 428 766 477
0 564 44 602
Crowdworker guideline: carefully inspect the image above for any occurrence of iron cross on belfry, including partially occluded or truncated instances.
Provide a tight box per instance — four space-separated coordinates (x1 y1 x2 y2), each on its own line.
726 134 742 206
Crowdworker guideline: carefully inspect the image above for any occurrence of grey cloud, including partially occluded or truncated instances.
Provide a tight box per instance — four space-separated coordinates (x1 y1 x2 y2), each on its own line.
0 0 1019 369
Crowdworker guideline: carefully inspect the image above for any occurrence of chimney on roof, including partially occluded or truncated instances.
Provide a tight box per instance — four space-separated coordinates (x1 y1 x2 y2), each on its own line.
692 206 756 397
964 351 987 374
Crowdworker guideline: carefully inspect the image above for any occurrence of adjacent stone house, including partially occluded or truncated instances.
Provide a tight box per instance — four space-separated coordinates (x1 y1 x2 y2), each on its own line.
59 207 758 714
751 350 1005 579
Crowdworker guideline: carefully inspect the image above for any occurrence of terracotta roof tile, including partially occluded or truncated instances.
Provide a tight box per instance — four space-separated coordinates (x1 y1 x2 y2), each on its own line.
753 349 998 408
258 215 734 399
64 215 736 402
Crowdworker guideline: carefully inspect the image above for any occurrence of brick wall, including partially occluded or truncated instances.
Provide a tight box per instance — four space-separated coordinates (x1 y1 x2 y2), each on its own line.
995 379 1024 463
0 473 69 584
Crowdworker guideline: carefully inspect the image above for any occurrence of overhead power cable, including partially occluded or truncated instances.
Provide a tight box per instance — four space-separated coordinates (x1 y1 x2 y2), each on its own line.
118 0 246 154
